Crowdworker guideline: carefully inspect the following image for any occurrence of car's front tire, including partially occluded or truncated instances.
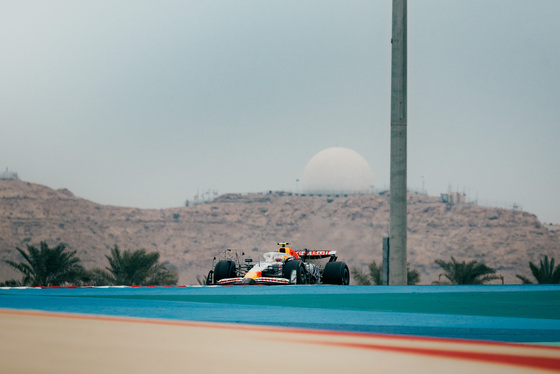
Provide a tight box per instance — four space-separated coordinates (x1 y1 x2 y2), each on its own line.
213 260 237 284
283 260 308 284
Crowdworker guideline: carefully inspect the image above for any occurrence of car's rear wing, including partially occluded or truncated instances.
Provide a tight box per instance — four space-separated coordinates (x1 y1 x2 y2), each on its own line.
297 250 337 260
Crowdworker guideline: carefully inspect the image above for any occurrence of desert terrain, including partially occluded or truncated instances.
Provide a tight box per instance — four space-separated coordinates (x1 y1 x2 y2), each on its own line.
0 179 558 285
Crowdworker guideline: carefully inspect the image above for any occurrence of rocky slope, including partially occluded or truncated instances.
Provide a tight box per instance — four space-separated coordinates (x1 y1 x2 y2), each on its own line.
1 179 558 285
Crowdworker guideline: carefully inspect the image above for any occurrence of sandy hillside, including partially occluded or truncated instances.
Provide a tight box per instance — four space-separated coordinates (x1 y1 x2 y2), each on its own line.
0 179 558 285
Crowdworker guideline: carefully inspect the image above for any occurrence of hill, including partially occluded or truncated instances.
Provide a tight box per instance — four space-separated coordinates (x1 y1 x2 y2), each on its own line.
1 179 558 285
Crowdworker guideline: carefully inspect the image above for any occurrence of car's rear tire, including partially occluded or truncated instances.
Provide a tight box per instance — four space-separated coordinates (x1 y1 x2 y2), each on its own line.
323 262 350 285
283 260 308 284
214 260 237 284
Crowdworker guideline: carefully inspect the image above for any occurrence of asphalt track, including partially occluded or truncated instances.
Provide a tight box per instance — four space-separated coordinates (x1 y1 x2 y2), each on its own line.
1 285 560 373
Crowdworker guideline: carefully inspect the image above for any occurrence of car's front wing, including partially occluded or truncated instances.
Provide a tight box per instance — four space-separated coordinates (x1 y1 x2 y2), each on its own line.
217 277 290 285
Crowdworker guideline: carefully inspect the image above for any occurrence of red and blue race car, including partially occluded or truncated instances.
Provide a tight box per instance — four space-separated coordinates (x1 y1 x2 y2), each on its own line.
206 242 350 285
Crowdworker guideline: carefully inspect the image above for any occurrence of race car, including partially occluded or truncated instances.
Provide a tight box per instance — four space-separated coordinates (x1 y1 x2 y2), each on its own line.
206 242 350 285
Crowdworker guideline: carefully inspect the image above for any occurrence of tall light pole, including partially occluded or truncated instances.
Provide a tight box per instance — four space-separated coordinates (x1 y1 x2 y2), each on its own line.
389 0 407 285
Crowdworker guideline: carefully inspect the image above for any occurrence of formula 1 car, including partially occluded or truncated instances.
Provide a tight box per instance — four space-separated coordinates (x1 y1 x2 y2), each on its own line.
206 242 350 285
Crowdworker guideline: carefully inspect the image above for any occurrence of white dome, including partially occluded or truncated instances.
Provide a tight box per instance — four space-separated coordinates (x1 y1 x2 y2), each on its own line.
301 147 374 195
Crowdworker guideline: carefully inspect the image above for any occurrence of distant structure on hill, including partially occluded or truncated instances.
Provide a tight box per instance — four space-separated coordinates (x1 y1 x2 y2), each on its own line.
186 189 219 206
441 188 523 212
301 147 374 195
441 191 467 205
0 168 18 180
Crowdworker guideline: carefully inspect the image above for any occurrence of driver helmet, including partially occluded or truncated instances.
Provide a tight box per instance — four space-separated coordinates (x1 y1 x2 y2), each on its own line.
278 245 299 259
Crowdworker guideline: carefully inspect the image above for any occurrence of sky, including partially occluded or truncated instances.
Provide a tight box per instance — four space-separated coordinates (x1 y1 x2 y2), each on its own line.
1 1 559 223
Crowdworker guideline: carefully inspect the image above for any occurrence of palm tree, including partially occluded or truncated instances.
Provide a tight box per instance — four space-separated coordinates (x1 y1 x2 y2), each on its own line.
351 261 382 285
196 274 208 285
434 256 500 285
4 242 84 287
351 261 421 285
0 279 22 287
104 245 178 286
516 256 560 284
407 265 421 285
78 268 114 286
350 267 372 285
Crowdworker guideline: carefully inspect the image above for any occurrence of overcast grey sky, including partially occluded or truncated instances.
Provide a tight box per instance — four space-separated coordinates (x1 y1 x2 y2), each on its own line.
1 1 559 224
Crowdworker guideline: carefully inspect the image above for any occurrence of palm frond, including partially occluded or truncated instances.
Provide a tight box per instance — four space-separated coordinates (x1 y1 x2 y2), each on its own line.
435 256 498 285
105 246 178 286
351 267 372 285
516 274 533 284
4 242 84 286
407 266 420 285
526 255 560 284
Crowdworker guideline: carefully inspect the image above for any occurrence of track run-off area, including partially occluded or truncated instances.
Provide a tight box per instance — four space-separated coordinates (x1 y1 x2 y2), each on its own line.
1 284 560 373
